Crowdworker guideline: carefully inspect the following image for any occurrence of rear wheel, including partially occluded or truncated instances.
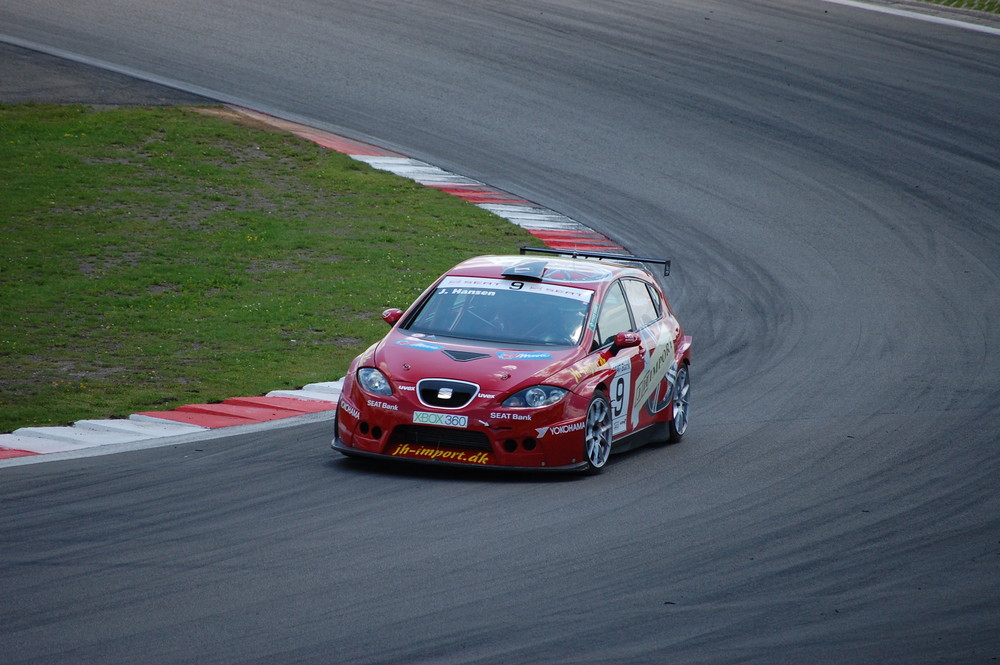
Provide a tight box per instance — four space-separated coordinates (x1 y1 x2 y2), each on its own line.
668 363 690 443
583 391 612 472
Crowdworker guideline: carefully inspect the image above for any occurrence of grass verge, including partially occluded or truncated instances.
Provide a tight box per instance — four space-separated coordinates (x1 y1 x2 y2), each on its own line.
919 0 1000 12
0 104 534 433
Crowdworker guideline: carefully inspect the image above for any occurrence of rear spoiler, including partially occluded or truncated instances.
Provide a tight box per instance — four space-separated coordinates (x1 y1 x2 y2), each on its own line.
520 246 671 277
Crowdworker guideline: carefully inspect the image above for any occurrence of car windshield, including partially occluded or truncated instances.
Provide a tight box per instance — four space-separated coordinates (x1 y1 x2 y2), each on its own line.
405 276 593 346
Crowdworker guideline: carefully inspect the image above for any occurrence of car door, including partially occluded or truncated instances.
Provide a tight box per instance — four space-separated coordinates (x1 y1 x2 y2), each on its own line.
620 278 677 426
593 280 646 438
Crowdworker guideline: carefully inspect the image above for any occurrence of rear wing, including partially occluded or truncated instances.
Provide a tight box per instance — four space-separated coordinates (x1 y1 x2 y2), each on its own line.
520 246 671 277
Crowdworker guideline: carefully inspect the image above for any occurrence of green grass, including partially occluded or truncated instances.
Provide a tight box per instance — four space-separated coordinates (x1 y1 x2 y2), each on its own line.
0 104 535 432
919 0 1000 12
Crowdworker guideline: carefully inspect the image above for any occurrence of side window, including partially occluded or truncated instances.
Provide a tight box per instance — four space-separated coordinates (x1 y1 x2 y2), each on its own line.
646 283 666 317
622 279 660 329
594 281 633 347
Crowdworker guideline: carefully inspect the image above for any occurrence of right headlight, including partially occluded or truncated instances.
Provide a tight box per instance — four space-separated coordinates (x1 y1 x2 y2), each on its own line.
357 368 392 396
502 385 568 408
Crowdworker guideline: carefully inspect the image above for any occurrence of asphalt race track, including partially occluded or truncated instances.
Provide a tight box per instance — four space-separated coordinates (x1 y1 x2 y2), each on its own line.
2 1 999 662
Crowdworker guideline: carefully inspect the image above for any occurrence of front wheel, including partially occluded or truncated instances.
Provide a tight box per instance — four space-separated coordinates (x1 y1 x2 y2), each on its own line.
668 363 690 443
583 391 612 472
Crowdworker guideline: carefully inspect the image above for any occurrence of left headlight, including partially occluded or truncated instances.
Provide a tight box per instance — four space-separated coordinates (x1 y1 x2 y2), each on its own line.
357 368 393 396
502 385 568 408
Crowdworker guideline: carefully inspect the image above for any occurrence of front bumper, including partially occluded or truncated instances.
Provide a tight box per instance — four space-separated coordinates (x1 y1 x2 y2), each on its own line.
331 434 590 472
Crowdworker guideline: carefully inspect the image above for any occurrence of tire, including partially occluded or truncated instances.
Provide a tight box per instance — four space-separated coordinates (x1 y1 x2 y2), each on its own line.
583 391 613 472
668 363 690 443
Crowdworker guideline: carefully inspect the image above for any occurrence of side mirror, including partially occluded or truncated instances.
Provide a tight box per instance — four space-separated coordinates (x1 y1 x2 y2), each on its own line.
382 308 403 325
609 330 641 355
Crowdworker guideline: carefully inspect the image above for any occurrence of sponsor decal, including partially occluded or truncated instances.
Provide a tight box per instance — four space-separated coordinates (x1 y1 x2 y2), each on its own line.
389 443 492 465
490 412 532 421
396 339 444 352
340 399 361 420
535 420 585 438
478 393 496 399
413 411 468 428
631 326 674 428
608 359 632 436
497 351 552 361
398 385 416 392
438 276 593 303
439 287 497 297
646 362 678 414
568 357 604 383
368 399 399 411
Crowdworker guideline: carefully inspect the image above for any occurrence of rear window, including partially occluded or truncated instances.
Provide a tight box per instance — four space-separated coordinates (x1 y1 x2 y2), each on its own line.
405 276 593 346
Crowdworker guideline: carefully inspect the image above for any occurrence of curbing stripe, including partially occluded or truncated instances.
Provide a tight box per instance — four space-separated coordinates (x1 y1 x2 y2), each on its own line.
132 410 264 429
75 418 206 437
0 448 38 459
265 389 344 402
224 396 338 414
135 397 338 429
2 426 141 454
297 381 344 397
0 434 84 455
12 426 149 447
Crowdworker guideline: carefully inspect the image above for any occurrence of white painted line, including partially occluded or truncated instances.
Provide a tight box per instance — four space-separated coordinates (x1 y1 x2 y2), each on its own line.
75 419 207 438
480 209 587 230
1 418 208 456
0 433 83 454
11 426 140 447
818 0 1000 36
487 211 580 223
352 157 485 185
128 413 192 424
1 410 339 468
265 379 343 403
352 157 427 168
301 380 345 395
265 389 341 402
401 173 482 187
476 204 575 218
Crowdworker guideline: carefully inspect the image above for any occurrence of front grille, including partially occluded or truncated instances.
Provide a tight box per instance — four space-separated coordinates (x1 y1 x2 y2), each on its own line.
392 425 492 451
417 378 480 409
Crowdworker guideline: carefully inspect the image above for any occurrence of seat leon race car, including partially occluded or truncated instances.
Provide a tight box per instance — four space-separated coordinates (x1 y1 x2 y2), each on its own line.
332 247 691 473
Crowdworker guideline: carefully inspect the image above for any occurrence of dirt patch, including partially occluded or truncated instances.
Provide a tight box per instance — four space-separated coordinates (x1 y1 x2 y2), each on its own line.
192 106 286 133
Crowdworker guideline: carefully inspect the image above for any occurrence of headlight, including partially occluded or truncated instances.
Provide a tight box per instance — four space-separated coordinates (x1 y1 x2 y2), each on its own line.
502 385 568 408
357 368 392 396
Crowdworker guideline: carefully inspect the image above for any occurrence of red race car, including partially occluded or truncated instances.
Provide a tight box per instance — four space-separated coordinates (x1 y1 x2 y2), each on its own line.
332 247 691 473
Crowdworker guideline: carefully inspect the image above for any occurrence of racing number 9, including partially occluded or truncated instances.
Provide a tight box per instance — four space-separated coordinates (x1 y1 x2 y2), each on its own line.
610 368 631 435
509 281 524 290
612 374 627 418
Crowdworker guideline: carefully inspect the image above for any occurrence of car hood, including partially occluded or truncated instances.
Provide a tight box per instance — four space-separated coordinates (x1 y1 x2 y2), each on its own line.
373 330 585 394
